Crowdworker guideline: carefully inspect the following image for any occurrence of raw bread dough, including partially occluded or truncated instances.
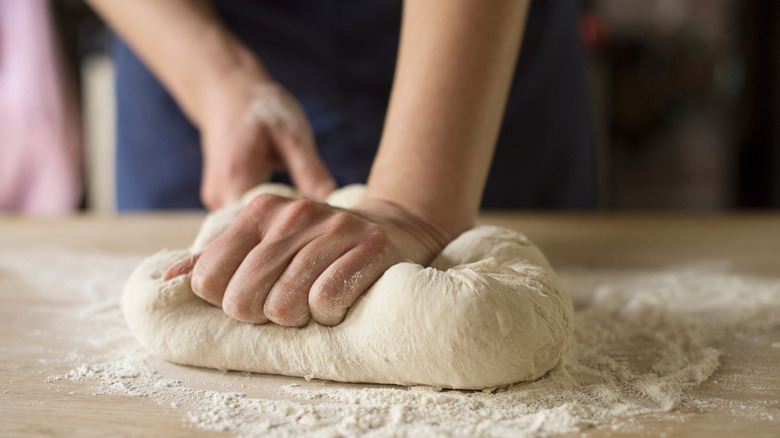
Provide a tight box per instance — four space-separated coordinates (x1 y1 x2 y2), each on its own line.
122 185 574 389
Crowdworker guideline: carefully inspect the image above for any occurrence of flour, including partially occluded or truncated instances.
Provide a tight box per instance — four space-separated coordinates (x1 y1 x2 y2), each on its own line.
245 83 309 135
3 248 778 437
125 185 574 389
124 226 574 389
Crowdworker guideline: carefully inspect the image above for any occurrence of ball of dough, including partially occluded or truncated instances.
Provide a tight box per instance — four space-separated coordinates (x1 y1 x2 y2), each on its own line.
122 184 574 389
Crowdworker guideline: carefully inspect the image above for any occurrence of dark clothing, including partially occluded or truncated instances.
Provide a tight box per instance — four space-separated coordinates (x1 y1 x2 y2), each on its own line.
113 0 596 210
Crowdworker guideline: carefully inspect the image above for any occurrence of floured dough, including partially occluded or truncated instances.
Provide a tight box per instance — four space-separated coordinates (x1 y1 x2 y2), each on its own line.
122 184 574 389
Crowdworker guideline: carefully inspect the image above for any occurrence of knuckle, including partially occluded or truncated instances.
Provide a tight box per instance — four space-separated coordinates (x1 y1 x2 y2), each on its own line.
288 198 321 217
308 283 347 326
262 302 286 324
235 193 284 231
223 294 266 324
243 193 282 217
327 211 357 234
264 295 311 327
276 274 308 291
307 286 331 312
190 267 221 304
274 198 320 235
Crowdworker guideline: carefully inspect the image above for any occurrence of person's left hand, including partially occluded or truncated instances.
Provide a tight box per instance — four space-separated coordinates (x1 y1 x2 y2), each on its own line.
196 67 335 210
165 193 452 326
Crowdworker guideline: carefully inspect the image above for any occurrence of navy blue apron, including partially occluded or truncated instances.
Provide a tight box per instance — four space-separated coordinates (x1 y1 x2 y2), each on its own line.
113 0 596 210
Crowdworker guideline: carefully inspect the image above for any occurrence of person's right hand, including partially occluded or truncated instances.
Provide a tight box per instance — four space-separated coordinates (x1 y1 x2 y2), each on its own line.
165 193 452 327
197 67 336 210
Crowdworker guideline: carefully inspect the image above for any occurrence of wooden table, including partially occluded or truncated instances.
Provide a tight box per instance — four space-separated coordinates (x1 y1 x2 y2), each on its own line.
1 213 778 437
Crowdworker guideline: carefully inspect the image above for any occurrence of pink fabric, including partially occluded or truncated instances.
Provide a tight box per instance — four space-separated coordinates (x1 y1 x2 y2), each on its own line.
0 0 82 215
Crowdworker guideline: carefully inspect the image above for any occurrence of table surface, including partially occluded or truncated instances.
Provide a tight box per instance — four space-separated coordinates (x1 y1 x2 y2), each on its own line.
1 212 778 437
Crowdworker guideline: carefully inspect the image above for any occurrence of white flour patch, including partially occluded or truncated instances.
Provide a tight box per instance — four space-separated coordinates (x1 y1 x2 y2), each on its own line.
4 248 779 437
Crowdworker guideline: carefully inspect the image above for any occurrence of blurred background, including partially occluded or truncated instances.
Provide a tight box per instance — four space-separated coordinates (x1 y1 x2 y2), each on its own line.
1 0 778 214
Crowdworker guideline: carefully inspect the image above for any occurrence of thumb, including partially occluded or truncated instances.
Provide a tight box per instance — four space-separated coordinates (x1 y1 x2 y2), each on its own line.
272 128 336 201
165 253 201 281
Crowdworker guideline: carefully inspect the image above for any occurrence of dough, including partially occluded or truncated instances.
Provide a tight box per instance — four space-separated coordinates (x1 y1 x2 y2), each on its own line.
122 185 574 389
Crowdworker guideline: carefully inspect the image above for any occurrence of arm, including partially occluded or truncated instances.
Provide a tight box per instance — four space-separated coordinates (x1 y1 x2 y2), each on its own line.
86 0 335 207
171 0 531 327
86 0 253 126
367 0 531 238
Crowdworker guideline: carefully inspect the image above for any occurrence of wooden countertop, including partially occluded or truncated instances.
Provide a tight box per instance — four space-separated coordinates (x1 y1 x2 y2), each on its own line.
1 212 778 437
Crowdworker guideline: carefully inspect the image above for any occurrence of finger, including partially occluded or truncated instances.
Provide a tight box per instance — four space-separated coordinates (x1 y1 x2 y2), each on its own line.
165 253 201 281
221 198 329 323
191 194 283 306
200 124 277 210
271 128 336 202
201 164 273 210
309 245 394 326
220 239 296 324
263 236 353 327
227 168 274 205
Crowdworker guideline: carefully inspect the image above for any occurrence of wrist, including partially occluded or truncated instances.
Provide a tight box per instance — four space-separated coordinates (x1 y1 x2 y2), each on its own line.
356 195 467 251
363 179 477 241
350 198 454 265
180 26 273 127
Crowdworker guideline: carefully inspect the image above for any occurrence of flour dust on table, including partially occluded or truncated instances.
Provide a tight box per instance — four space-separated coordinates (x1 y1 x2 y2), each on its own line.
122 184 574 389
4 234 777 435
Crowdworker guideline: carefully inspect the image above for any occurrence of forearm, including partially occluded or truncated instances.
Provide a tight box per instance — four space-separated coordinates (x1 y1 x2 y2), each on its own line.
86 0 269 125
366 0 530 238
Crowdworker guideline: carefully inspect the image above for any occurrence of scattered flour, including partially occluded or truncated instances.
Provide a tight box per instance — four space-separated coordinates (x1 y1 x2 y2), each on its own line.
245 83 304 132
4 248 779 437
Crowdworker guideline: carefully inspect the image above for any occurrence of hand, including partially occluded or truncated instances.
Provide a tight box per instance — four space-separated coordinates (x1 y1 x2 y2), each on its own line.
198 69 336 209
166 194 452 327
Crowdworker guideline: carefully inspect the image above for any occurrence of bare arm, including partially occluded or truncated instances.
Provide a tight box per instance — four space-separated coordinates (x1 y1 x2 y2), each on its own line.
367 0 530 238
175 1 532 327
85 0 254 124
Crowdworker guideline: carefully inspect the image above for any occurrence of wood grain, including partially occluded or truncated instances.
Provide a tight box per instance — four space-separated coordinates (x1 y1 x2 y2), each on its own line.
1 213 778 437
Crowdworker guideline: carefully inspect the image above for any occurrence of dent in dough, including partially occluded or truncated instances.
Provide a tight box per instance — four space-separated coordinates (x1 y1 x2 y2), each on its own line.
122 184 574 389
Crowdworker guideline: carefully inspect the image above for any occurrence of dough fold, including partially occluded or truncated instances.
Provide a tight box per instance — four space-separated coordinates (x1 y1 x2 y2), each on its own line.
122 184 573 389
